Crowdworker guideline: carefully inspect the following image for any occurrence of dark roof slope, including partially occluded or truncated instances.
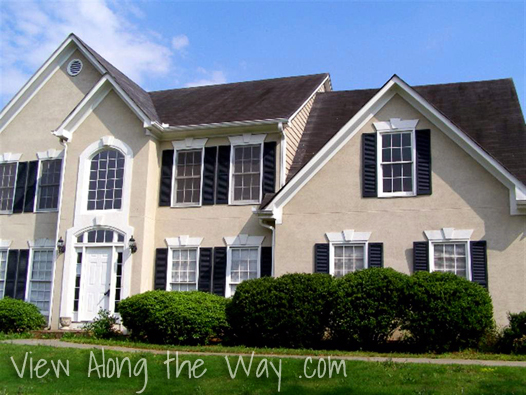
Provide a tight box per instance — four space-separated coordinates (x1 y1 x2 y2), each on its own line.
149 74 328 127
74 35 160 122
288 79 526 185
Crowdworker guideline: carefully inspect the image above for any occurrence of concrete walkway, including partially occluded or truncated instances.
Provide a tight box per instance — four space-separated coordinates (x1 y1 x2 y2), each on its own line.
3 339 526 368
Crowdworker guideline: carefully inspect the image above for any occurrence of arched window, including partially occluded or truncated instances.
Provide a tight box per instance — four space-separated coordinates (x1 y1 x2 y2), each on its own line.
87 149 125 210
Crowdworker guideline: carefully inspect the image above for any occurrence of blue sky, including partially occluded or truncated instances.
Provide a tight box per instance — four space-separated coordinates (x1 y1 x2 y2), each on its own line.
1 1 524 109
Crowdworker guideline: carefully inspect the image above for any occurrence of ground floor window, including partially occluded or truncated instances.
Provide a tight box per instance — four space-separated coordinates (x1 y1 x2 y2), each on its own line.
332 243 366 277
170 248 198 291
28 249 53 316
228 247 259 296
432 242 468 279
0 250 7 298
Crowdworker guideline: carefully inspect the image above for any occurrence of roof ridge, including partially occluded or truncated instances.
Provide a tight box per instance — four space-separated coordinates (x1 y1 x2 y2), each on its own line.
148 73 329 94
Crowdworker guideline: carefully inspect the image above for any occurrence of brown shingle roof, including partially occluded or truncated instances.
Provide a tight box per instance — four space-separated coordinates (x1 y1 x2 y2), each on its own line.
149 74 329 127
287 78 526 186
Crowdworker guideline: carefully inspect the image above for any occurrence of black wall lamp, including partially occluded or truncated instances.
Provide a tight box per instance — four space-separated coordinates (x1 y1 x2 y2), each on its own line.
57 237 66 254
129 236 137 254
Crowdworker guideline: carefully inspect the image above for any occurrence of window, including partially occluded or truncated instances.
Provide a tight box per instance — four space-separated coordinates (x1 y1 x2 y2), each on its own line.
37 159 62 211
77 229 124 244
28 250 53 316
232 145 262 203
0 250 7 298
174 150 202 205
87 149 125 210
0 162 17 212
228 247 259 296
73 252 82 312
170 248 198 291
333 244 366 277
432 242 468 279
379 132 414 196
115 252 123 310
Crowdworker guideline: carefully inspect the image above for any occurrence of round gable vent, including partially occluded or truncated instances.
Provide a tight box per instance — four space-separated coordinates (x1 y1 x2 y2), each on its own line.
67 59 83 76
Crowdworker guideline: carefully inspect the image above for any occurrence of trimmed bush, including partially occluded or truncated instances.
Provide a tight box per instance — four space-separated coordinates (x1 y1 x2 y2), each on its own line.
226 273 333 348
499 312 526 354
403 271 494 352
0 298 46 333
82 309 120 339
329 268 410 350
118 291 228 345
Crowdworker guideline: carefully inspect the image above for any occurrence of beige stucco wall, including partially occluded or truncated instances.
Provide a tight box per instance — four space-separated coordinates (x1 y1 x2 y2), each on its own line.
276 94 526 325
284 84 326 176
0 50 101 249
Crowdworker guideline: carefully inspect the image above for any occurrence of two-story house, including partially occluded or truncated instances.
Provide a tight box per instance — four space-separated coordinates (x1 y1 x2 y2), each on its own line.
0 34 524 330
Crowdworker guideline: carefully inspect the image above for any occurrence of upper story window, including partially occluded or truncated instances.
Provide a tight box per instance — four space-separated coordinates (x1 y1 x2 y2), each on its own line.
88 149 125 210
0 162 18 212
379 132 414 196
232 144 262 203
37 159 62 211
174 150 202 206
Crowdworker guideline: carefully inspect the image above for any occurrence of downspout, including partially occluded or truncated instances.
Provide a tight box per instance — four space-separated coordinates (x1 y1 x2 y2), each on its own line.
259 219 275 277
278 122 287 187
50 137 68 328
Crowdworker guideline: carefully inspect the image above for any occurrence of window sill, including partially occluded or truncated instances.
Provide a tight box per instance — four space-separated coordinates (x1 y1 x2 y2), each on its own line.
0 211 13 215
171 203 202 208
35 209 59 213
229 201 261 206
378 192 416 198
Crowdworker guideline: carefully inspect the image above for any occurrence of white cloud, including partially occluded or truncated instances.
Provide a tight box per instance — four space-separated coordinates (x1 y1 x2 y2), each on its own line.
185 69 227 87
172 34 189 51
0 0 174 104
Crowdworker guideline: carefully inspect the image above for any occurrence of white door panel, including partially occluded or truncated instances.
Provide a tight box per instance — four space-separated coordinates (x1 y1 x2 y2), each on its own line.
80 247 112 321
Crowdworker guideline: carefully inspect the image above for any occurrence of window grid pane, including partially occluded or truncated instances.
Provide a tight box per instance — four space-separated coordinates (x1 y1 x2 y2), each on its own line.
433 243 468 278
170 248 197 291
0 251 7 298
38 159 62 210
232 145 261 202
174 150 202 204
334 245 365 277
87 149 125 210
0 163 17 211
381 132 413 193
29 250 54 315
73 252 82 312
230 247 258 295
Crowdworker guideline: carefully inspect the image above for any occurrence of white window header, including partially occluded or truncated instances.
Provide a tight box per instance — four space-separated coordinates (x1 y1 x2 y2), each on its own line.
326 230 371 243
36 149 64 160
373 118 419 132
165 236 203 248
27 238 56 249
0 152 22 163
424 227 474 241
224 234 265 247
172 138 208 150
228 134 266 146
0 239 12 249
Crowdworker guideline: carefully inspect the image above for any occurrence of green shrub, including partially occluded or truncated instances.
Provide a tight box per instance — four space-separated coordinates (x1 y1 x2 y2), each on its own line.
118 291 228 345
329 268 410 350
403 271 494 352
499 312 526 354
0 298 46 333
82 309 120 339
226 273 333 348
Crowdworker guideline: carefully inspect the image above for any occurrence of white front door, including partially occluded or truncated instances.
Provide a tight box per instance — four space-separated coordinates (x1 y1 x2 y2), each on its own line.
80 247 112 321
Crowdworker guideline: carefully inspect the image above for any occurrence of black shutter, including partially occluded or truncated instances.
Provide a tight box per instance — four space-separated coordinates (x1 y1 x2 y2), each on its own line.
362 133 377 198
470 241 488 288
202 147 217 205
4 250 19 298
15 250 29 300
23 161 38 213
154 248 168 290
198 248 213 292
260 246 272 277
368 243 384 268
314 243 330 273
416 129 432 195
13 162 28 213
216 146 230 204
159 150 174 206
262 142 276 196
213 247 227 296
413 242 429 272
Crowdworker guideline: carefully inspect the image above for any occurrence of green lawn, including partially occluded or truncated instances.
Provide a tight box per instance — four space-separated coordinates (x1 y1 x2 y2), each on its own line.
60 337 526 362
0 344 525 394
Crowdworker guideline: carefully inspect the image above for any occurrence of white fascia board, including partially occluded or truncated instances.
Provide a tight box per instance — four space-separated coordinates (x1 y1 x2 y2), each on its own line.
287 74 331 124
53 75 150 141
266 76 526 216
160 118 287 132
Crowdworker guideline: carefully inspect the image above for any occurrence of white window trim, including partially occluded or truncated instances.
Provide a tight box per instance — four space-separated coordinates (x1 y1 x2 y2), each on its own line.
171 138 207 208
35 153 64 213
228 134 266 205
326 230 371 276
425 227 473 280
224 234 264 297
0 159 20 215
167 247 200 292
